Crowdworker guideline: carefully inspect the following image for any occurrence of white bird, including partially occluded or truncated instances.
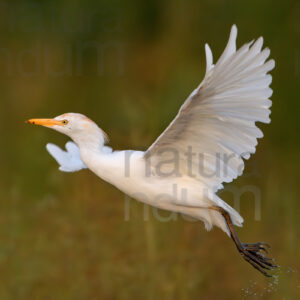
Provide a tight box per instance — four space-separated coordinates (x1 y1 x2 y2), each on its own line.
26 25 276 276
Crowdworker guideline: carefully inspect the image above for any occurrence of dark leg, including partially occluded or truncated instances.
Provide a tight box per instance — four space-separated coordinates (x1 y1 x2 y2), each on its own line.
210 206 277 277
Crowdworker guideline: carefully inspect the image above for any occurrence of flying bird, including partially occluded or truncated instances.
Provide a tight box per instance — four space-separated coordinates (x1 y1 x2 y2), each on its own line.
26 25 276 277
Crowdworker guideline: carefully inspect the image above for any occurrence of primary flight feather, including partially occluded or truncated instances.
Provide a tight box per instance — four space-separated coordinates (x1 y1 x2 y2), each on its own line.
26 25 277 277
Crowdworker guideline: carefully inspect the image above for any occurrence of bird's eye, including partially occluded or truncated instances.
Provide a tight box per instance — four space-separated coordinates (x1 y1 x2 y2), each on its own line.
62 119 69 125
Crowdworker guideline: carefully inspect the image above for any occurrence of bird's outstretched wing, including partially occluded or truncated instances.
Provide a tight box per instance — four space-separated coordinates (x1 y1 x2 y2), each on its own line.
46 141 87 172
144 25 274 192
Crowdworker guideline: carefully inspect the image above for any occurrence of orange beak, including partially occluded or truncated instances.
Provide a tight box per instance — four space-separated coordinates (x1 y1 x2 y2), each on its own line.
25 118 64 127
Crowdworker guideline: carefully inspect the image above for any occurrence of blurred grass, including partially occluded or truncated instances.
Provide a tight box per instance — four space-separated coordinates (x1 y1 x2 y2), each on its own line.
0 0 300 299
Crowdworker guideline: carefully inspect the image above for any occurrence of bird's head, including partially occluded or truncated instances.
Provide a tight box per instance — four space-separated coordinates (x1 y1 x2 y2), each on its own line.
26 113 108 148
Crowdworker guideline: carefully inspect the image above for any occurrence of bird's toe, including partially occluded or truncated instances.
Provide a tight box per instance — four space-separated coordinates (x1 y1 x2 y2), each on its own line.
239 242 278 277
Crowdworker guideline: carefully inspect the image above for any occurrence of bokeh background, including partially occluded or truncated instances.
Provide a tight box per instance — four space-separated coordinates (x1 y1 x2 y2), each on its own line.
0 0 299 299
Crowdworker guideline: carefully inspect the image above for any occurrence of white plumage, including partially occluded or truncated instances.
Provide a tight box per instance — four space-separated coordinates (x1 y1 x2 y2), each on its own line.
145 25 273 192
46 141 87 172
26 25 276 276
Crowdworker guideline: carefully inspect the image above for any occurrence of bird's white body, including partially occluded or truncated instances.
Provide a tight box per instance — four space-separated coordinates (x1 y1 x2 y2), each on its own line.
29 25 274 237
51 140 243 235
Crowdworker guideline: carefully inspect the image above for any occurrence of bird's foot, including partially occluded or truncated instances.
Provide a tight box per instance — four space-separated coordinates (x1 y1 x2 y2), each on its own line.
238 242 277 277
209 205 278 277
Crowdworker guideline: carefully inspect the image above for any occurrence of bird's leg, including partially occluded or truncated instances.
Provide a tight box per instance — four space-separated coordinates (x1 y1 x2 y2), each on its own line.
210 206 277 277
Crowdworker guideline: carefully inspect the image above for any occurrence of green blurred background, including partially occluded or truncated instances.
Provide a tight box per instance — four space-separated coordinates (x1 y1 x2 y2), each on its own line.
0 0 299 299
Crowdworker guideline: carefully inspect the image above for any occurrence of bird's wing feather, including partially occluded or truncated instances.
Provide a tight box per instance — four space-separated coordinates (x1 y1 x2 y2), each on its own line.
46 141 87 172
144 25 274 192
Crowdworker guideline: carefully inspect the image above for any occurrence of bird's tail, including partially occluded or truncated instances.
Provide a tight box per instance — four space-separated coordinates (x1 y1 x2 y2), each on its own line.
171 200 243 237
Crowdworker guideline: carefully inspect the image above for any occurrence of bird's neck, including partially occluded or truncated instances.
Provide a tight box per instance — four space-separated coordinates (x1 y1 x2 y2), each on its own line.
72 129 106 152
78 142 120 186
73 128 115 181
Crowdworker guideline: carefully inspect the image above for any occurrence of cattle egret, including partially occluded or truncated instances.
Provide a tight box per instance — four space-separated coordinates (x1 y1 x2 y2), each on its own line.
26 25 277 276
